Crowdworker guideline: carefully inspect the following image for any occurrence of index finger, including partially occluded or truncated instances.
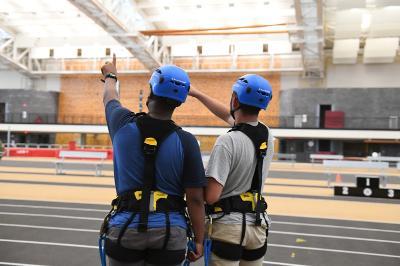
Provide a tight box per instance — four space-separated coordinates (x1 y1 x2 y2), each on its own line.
112 53 116 67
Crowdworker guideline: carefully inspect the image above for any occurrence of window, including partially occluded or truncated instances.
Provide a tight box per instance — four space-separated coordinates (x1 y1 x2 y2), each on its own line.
49 49 54 58
197 46 203 55
105 48 111 56
262 44 268 53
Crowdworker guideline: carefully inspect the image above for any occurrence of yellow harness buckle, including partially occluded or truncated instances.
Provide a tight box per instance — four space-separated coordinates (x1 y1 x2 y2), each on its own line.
134 191 142 200
153 191 168 211
240 192 257 211
260 142 267 150
144 137 157 146
214 207 223 213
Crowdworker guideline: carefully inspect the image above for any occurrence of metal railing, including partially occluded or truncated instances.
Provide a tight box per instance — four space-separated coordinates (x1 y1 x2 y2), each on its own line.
2 113 399 130
4 143 112 150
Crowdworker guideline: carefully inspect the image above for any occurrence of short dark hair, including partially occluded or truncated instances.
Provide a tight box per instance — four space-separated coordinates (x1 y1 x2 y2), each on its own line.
240 103 261 115
148 90 181 112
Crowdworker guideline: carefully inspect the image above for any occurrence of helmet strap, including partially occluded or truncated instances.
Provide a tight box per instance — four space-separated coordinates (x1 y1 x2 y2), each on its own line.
230 104 241 120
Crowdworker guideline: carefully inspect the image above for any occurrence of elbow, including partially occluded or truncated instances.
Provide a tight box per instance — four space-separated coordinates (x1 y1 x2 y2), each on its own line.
205 190 220 205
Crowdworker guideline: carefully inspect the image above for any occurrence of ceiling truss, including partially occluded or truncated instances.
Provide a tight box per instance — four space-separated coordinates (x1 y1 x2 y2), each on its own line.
67 0 166 70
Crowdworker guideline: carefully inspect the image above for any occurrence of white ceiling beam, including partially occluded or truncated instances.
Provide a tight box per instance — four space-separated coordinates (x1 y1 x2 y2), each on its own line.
0 15 18 36
14 35 118 48
130 0 156 30
67 0 162 70
0 38 34 78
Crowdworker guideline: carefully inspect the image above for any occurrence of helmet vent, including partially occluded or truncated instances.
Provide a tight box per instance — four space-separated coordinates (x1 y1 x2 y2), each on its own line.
155 69 162 74
246 87 252 93
239 78 248 83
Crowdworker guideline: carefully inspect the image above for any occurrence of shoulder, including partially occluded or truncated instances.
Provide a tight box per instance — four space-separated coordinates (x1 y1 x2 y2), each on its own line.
176 129 198 144
214 132 235 153
263 124 274 143
175 129 201 154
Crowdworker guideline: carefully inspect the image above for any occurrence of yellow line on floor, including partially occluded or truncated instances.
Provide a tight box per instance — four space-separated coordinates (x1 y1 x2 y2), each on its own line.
270 164 400 177
266 178 400 190
266 178 327 187
265 185 332 197
266 196 400 224
1 182 399 224
0 183 115 204
0 166 114 176
0 173 114 185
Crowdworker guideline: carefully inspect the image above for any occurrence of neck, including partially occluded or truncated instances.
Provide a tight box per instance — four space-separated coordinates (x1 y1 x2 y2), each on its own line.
147 110 172 120
234 111 258 125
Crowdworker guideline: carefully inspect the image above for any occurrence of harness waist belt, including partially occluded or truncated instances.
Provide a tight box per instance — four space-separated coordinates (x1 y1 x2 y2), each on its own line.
115 190 185 213
207 192 267 215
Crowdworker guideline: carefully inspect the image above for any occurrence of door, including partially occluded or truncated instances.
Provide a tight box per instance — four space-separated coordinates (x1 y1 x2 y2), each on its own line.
319 104 331 128
0 103 5 123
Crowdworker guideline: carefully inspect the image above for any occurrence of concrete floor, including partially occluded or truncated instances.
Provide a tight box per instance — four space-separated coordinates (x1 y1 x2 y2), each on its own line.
0 158 399 266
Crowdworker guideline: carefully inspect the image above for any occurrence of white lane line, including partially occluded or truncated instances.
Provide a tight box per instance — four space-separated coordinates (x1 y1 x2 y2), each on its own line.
263 261 310 266
1 223 397 245
274 221 400 234
0 223 97 233
0 262 49 266
1 238 399 259
0 212 103 221
0 239 97 249
269 244 400 258
1 203 399 234
0 203 107 212
271 230 400 244
0 263 49 266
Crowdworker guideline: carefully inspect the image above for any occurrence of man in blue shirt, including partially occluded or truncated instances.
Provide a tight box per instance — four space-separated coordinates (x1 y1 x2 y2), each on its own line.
100 55 206 266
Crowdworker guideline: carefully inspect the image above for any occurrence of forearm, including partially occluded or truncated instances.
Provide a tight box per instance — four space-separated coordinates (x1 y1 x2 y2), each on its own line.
193 90 234 126
186 189 205 244
103 79 119 106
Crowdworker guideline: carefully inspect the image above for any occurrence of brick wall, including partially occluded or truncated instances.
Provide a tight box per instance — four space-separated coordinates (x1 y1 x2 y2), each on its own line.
56 72 280 148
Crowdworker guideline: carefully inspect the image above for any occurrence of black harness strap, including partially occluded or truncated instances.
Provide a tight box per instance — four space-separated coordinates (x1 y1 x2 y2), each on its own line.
209 123 269 262
117 212 137 245
229 122 268 226
162 212 171 249
135 114 179 233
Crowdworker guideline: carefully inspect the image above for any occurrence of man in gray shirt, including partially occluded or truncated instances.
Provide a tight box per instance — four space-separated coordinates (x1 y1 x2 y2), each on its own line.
190 74 274 266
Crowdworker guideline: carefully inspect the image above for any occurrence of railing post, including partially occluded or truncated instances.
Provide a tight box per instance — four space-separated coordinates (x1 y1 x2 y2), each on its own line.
6 127 11 157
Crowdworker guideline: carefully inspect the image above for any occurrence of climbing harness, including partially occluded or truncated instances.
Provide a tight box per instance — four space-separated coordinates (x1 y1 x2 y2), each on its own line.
206 122 270 261
99 113 188 265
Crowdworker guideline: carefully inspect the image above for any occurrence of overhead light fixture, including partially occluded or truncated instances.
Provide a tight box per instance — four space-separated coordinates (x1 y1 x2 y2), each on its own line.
264 1 269 5
361 12 371 31
164 6 170 10
229 3 234 7
196 4 202 8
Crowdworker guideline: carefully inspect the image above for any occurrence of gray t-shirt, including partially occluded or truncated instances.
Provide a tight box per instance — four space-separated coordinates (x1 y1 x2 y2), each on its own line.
206 121 274 225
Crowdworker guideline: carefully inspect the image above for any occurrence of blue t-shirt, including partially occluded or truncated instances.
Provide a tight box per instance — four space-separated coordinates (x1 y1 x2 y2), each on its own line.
105 100 206 229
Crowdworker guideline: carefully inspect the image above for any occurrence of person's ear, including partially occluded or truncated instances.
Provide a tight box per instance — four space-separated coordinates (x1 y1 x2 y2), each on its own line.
232 93 240 109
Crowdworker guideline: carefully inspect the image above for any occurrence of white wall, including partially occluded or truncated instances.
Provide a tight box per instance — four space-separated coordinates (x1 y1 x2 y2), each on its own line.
0 70 60 91
0 71 32 89
33 76 61 92
281 62 400 90
326 63 400 88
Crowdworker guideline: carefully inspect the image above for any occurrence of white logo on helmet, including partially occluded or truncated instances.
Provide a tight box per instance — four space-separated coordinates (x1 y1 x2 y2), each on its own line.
171 78 186 84
257 88 270 96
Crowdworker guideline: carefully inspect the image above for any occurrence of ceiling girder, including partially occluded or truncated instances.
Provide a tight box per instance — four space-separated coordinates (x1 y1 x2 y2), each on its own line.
67 0 164 70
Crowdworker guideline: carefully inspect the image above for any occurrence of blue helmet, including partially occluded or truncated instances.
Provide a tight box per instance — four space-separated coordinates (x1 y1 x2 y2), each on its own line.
232 74 272 110
149 65 190 103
